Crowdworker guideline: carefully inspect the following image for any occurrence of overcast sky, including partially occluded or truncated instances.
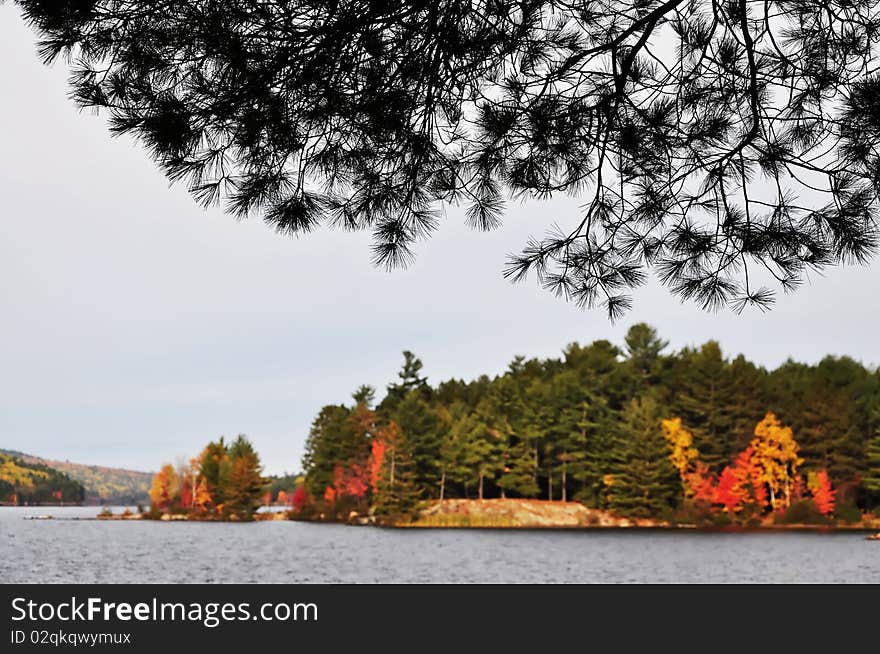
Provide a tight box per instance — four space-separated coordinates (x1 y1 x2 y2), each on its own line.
2 5 879 475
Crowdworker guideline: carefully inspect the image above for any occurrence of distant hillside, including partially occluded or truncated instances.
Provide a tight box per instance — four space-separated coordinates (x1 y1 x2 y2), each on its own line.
0 450 152 505
0 452 85 504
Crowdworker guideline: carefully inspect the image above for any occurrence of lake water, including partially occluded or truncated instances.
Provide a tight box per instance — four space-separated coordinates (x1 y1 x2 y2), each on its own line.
1 507 877 583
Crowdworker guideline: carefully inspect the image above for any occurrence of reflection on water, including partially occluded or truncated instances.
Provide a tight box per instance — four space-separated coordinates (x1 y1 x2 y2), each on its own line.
1 507 877 583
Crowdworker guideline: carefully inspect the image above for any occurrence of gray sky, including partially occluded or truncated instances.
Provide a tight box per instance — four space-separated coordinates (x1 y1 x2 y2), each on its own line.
2 5 879 475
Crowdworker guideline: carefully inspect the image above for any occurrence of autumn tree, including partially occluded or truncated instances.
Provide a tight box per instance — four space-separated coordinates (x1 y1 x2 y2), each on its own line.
714 467 744 514
808 470 837 517
148 464 179 513
661 417 700 496
750 413 804 510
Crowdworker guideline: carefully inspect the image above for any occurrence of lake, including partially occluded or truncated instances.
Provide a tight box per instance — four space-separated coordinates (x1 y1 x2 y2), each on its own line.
1 507 877 583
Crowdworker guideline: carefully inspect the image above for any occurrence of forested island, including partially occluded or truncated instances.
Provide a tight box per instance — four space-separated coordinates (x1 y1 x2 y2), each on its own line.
143 325 880 528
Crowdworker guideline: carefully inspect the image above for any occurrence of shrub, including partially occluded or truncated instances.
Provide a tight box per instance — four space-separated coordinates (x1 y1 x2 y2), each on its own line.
835 501 862 525
774 499 830 525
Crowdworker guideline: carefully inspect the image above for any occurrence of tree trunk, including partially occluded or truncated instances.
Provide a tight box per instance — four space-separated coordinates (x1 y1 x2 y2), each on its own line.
478 472 484 500
439 470 446 501
562 460 567 503
390 449 396 489
548 471 553 501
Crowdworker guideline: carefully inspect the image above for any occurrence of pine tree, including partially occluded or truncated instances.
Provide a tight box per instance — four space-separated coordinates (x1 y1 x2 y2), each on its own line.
451 412 499 500
497 439 540 498
224 435 267 518
607 397 678 518
624 323 669 391
198 438 230 509
672 342 737 472
381 351 430 413
372 423 422 523
866 433 880 505
392 392 444 498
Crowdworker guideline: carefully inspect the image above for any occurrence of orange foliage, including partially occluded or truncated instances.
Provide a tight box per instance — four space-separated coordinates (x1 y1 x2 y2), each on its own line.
715 467 744 513
325 463 369 504
181 484 193 509
731 446 767 508
344 464 368 498
686 463 716 503
148 464 177 511
277 490 289 506
194 477 212 511
809 470 836 516
369 437 386 493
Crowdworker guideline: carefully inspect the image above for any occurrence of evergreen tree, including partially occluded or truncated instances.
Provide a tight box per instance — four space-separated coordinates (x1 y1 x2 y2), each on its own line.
451 412 499 500
352 384 376 408
381 351 430 412
393 392 444 498
224 435 267 518
372 423 421 523
865 433 880 507
672 342 736 472
624 323 669 390
607 397 679 518
497 438 540 498
198 438 230 507
301 405 356 499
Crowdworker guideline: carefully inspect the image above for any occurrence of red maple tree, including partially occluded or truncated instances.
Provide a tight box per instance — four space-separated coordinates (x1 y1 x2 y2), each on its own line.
810 470 836 516
715 466 744 513
291 486 309 512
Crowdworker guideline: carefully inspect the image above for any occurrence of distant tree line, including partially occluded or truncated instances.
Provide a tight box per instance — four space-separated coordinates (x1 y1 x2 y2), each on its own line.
300 325 880 524
0 453 85 505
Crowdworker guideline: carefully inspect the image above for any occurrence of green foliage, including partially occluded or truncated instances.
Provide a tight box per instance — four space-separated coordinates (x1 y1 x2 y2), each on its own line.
372 428 422 524
606 397 679 518
835 501 863 525
223 435 267 518
774 500 831 526
865 433 880 506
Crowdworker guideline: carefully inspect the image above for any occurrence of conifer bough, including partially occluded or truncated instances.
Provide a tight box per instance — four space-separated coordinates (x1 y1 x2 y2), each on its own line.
15 0 880 317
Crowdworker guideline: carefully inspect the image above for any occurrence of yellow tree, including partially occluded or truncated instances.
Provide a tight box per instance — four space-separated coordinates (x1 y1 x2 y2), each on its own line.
661 417 700 496
749 413 803 510
193 476 213 513
148 463 180 513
